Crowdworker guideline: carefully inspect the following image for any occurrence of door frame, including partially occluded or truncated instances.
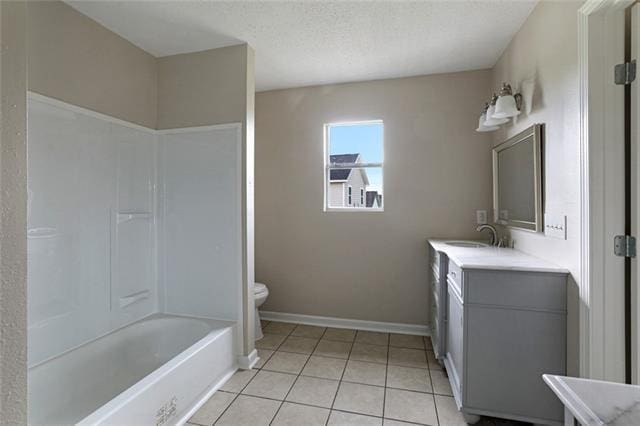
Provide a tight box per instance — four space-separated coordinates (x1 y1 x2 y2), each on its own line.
579 0 630 382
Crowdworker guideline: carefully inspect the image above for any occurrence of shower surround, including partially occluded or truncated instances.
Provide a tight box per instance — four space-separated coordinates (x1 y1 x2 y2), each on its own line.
27 94 243 425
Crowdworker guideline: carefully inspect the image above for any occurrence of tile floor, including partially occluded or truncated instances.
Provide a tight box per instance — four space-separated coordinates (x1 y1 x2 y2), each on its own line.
187 321 525 426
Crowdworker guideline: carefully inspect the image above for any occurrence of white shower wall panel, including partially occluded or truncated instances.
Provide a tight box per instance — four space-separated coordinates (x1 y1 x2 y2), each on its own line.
159 126 242 321
27 96 157 366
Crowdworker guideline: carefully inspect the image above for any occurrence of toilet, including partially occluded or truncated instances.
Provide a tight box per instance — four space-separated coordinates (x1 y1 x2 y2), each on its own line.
254 282 269 340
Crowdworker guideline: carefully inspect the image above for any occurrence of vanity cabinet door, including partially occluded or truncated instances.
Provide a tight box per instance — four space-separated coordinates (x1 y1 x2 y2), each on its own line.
446 279 464 402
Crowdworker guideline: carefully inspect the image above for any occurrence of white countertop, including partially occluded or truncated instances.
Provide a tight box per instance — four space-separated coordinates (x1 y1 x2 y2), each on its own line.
428 239 569 274
543 374 640 425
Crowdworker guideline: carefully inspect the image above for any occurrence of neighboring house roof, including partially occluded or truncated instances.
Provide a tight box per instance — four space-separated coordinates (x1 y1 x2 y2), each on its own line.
329 153 359 181
366 191 382 208
329 153 369 185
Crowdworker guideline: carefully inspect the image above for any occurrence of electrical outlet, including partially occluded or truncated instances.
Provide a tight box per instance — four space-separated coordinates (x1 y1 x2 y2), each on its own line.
476 210 487 225
544 213 567 240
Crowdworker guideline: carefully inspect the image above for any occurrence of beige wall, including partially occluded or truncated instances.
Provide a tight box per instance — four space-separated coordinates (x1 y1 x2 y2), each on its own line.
256 70 492 324
27 1 158 128
490 0 582 375
157 45 250 129
0 1 28 423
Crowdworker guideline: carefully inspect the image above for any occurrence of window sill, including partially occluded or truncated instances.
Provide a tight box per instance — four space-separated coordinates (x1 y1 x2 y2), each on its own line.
324 207 384 213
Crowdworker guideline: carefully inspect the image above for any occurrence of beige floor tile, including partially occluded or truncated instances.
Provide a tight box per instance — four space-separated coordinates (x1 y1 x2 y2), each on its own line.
355 331 389 346
291 324 327 339
221 369 257 393
255 333 287 350
279 336 319 354
241 370 296 400
388 347 428 368
342 360 386 386
271 402 330 426
215 394 280 426
430 370 453 396
328 410 383 425
424 336 434 351
314 339 353 359
350 343 388 364
302 356 347 380
426 350 443 371
383 420 415 425
189 391 235 425
389 333 425 350
263 351 310 374
333 382 385 417
285 376 340 408
263 321 297 335
255 349 275 369
386 365 432 393
324 327 357 342
384 388 437 425
434 394 467 426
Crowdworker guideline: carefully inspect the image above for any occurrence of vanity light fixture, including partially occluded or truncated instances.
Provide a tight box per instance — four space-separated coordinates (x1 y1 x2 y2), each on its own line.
484 93 510 127
493 83 523 119
476 103 499 132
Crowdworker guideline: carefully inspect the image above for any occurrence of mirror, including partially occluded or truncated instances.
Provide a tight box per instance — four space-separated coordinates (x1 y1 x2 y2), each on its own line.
492 124 543 232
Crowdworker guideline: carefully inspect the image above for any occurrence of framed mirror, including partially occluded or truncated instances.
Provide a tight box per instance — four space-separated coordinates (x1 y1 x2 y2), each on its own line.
492 123 543 232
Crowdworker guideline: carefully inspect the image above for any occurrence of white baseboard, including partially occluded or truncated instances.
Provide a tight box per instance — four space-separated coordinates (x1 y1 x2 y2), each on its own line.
237 349 259 370
259 311 430 336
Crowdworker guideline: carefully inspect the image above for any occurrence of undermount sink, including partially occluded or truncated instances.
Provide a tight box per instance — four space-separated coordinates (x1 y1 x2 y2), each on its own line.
445 240 490 248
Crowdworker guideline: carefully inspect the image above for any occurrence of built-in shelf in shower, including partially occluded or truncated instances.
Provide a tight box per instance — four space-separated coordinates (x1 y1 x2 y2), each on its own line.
119 289 151 308
117 212 152 224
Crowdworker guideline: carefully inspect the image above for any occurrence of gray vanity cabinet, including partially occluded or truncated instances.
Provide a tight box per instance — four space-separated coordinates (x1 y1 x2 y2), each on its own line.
428 245 447 361
441 256 568 425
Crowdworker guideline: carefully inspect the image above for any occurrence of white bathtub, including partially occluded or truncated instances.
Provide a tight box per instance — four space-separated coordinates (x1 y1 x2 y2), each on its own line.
28 314 237 425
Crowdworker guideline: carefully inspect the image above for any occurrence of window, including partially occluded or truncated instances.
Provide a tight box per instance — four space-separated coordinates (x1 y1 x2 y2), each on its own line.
324 121 384 211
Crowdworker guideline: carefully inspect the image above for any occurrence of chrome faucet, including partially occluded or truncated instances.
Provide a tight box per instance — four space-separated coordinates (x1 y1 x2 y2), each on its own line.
476 224 498 246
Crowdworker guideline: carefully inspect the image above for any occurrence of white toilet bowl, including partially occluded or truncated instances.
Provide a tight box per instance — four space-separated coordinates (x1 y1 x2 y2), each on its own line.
254 282 269 340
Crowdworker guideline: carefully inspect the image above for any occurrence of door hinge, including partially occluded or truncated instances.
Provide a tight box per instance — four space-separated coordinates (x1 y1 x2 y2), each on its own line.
615 60 637 85
614 235 636 258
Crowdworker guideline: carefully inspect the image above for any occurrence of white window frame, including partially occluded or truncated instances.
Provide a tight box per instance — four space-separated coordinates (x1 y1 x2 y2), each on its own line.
323 120 384 212
360 187 365 206
347 185 353 205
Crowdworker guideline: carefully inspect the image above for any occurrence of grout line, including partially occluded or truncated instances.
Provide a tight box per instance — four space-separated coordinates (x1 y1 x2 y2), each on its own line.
212 366 262 424
326 331 355 425
211 323 445 425
382 331 390 421
268 323 327 425
217 322 297 425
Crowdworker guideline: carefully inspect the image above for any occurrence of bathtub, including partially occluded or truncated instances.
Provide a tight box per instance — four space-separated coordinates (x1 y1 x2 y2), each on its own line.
28 314 237 425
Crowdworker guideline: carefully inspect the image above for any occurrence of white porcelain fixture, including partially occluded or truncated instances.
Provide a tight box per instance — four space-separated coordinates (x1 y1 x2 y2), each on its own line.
254 282 269 340
27 95 244 425
28 314 235 425
444 241 490 248
476 112 499 132
484 94 509 127
493 83 522 119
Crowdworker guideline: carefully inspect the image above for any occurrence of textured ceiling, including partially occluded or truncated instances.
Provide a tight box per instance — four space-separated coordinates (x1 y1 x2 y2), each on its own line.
66 1 537 92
